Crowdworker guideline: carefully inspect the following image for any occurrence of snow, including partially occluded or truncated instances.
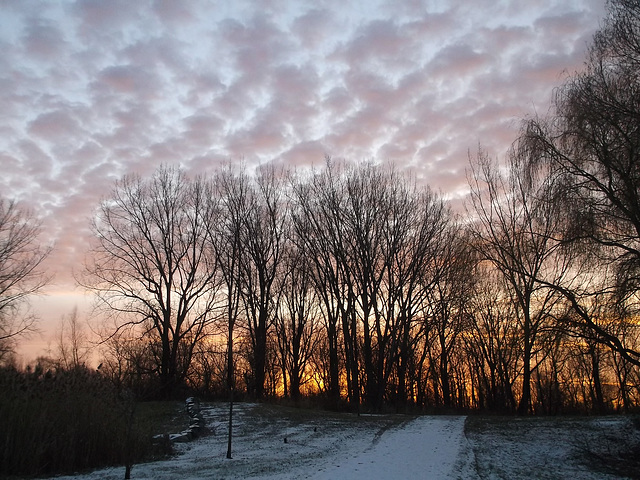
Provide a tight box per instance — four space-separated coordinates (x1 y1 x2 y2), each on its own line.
44 403 635 480
308 416 474 479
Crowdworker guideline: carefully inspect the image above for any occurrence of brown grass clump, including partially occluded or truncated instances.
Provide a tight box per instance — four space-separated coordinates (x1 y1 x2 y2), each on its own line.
0 364 161 477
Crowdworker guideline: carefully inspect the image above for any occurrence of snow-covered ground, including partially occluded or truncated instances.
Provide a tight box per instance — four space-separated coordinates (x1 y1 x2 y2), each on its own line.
46 402 637 480
307 415 475 479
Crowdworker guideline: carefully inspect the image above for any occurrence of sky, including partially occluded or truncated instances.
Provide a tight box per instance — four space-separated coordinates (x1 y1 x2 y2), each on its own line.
0 0 607 361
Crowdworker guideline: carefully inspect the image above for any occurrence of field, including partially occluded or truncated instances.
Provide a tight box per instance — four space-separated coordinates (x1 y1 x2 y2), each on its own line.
44 402 640 480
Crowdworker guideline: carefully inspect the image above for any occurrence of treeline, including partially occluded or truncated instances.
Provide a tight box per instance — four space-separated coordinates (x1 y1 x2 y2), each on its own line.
84 156 639 414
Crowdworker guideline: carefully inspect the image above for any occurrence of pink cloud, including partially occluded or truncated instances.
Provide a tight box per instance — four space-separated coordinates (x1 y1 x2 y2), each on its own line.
270 64 320 105
377 141 418 163
227 117 286 156
427 43 490 79
28 110 80 140
187 152 230 175
322 86 358 118
120 37 187 75
183 112 224 147
152 0 195 26
22 21 66 58
534 10 592 40
291 8 334 49
279 140 328 168
343 70 395 109
335 19 413 67
97 65 156 95
221 15 295 77
73 0 140 42
182 72 225 108
404 11 459 40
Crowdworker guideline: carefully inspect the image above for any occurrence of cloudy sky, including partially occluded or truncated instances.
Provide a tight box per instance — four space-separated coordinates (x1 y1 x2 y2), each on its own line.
1 0 606 359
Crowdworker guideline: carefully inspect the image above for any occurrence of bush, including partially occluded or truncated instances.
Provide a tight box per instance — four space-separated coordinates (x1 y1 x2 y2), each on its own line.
0 364 156 477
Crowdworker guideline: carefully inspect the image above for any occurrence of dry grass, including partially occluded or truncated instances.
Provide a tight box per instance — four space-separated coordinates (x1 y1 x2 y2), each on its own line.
0 366 177 478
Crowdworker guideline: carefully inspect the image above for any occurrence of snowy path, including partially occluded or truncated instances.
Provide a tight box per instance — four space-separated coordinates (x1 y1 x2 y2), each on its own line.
309 416 476 480
47 405 475 480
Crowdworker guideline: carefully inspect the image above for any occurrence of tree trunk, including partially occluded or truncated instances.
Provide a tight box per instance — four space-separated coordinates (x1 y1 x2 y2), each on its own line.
226 316 235 459
327 319 340 405
518 334 532 415
591 346 605 414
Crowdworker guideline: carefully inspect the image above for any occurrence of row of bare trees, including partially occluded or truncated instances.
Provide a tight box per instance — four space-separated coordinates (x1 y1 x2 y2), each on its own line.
84 161 452 405
82 151 639 413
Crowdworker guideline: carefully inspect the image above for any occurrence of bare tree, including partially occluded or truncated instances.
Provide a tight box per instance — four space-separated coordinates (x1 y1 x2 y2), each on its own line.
207 167 247 458
56 306 90 369
83 166 222 396
386 186 451 410
274 235 320 401
520 0 640 366
423 225 474 409
339 163 390 409
237 165 287 399
290 162 349 406
464 268 520 412
98 327 159 396
467 150 568 414
0 198 50 360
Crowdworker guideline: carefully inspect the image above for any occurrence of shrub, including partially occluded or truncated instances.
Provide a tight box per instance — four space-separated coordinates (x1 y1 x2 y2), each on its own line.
0 364 156 477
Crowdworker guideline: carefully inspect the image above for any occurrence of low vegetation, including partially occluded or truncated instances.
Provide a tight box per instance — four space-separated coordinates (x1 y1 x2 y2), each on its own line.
0 365 177 478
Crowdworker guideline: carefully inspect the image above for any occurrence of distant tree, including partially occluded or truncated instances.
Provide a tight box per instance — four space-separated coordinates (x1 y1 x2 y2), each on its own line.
83 166 222 396
55 307 90 369
0 198 50 361
274 235 320 401
464 267 520 412
519 0 640 367
98 329 158 396
423 225 474 409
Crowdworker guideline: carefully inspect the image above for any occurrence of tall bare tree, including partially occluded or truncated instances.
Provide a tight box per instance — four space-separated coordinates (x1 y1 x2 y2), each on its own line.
56 306 90 369
0 198 50 360
207 167 247 458
519 0 640 367
274 238 320 401
291 162 349 406
237 165 287 399
386 185 451 410
467 150 568 414
83 166 221 396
